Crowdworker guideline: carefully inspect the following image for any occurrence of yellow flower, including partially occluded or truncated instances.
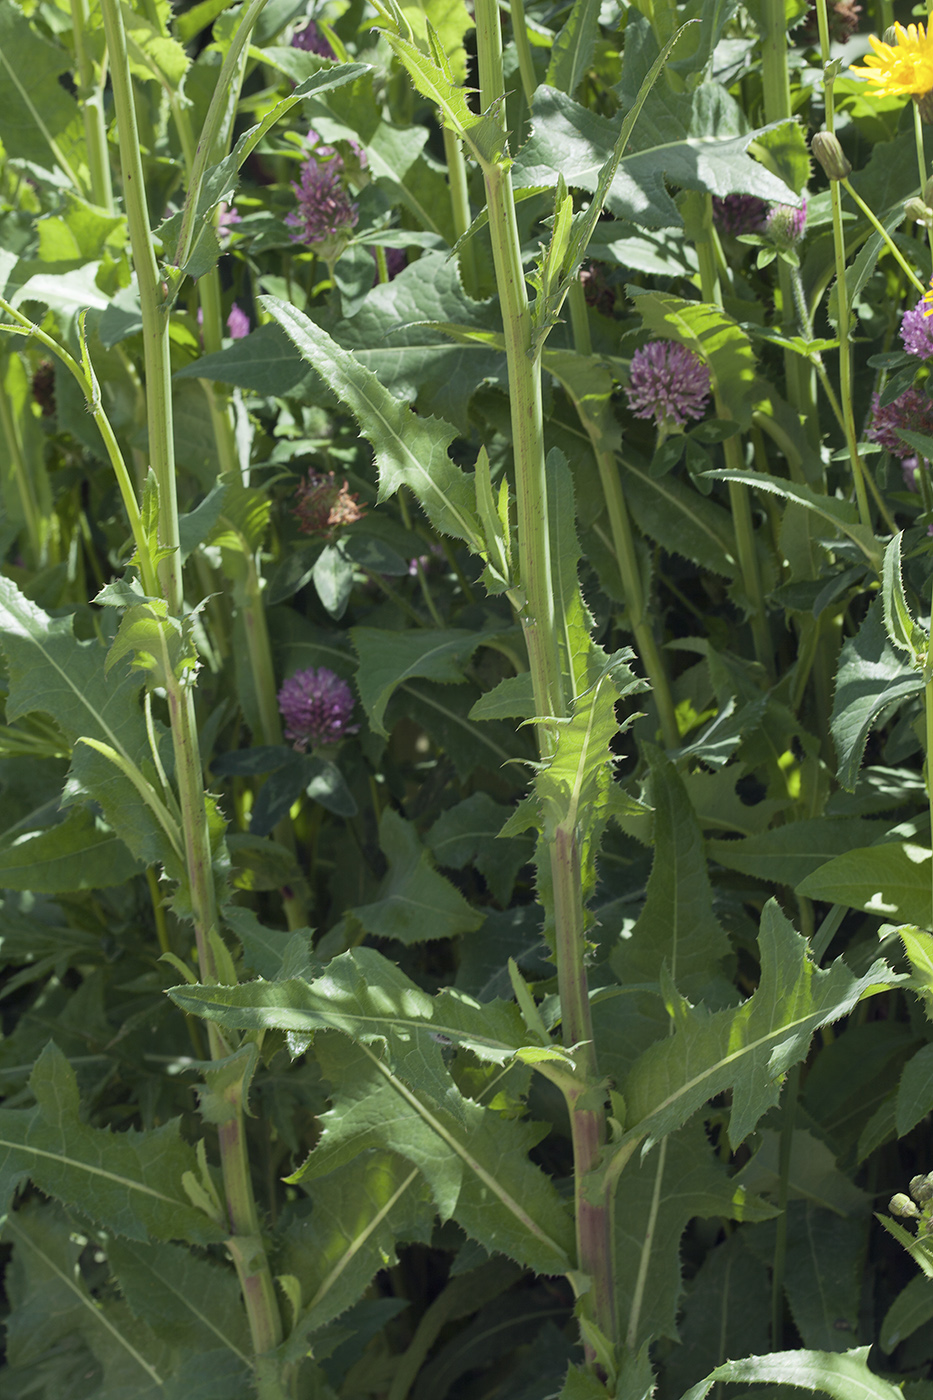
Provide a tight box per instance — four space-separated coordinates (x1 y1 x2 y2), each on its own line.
850 21 933 98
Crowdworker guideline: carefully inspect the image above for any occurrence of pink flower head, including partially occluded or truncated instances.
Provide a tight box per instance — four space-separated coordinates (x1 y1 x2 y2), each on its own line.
286 134 358 254
712 194 769 237
625 340 711 431
901 300 933 359
217 202 241 239
226 304 250 339
867 386 933 456
766 198 807 250
292 20 335 56
278 667 358 750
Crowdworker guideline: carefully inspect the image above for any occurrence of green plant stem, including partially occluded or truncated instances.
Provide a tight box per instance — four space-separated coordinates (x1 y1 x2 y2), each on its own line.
100 0 284 1382
475 0 615 1353
70 0 114 212
771 1064 800 1348
686 192 773 677
913 100 933 262
505 0 537 109
0 361 43 568
443 127 478 295
815 4 873 529
840 179 926 296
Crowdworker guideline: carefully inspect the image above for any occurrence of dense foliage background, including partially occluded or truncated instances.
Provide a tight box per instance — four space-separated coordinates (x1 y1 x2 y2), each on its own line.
5 0 933 1396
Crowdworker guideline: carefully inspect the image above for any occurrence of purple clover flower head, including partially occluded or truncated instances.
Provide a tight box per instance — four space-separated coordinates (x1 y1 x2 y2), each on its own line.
286 137 358 258
278 667 358 750
712 194 769 237
766 198 807 250
226 303 250 340
867 386 933 456
901 300 933 359
292 20 335 56
625 340 711 431
217 202 241 239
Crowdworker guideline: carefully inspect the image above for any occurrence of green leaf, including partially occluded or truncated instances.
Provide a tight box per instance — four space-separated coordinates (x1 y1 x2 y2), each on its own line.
0 1043 226 1245
262 296 482 547
708 817 884 890
105 1237 250 1364
352 808 485 944
882 532 927 663
612 748 730 1001
513 85 797 230
831 601 924 792
619 900 898 1150
426 792 533 906
173 322 310 396
881 1273 933 1353
0 5 84 183
620 452 739 579
679 1345 904 1400
796 840 933 926
469 671 537 720
277 1151 434 1343
545 0 600 97
616 1121 777 1350
780 1204 866 1350
0 807 142 890
896 1043 933 1138
352 625 489 737
704 469 879 565
291 1032 575 1275
0 577 180 876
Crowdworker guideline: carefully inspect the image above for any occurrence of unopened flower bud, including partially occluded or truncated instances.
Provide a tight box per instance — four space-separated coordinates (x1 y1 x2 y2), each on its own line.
766 199 807 251
911 1174 933 1203
811 132 851 182
883 25 898 44
906 197 933 227
891 1193 922 1218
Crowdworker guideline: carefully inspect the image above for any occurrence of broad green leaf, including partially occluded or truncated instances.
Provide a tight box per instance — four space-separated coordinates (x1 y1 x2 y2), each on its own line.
0 807 142 890
351 808 484 944
781 1204 866 1350
277 1151 434 1341
0 1043 226 1245
391 679 528 781
469 671 537 720
881 1273 933 1353
612 748 730 1001
616 1121 776 1350
704 469 879 566
735 1129 869 1217
173 322 310 396
513 86 797 230
831 601 924 792
679 1345 904 1400
0 576 180 876
36 193 126 264
223 906 317 981
426 792 533 905
168 941 559 1092
396 0 474 82
3 1201 172 1398
546 0 600 98
352 625 490 737
262 296 482 547
619 900 898 1150
896 1043 933 1138
105 1237 250 1364
708 817 884 890
619 452 739 579
627 289 759 428
0 5 85 185
290 1033 575 1276
797 841 932 927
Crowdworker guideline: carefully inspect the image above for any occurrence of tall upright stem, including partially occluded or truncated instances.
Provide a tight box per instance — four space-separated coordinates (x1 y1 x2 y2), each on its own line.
99 1 283 1383
70 0 114 211
474 0 614 1352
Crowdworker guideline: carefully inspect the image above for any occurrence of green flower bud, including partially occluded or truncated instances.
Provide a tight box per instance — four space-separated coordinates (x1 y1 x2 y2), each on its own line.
909 1175 933 1203
811 132 852 182
905 197 933 227
891 1193 921 1218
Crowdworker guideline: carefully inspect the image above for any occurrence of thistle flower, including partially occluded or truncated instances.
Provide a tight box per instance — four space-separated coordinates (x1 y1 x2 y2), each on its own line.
867 386 933 455
294 469 365 536
292 20 335 57
286 134 358 257
901 300 933 359
226 304 251 340
766 198 807 250
278 667 358 750
850 21 933 98
711 194 769 237
625 340 711 431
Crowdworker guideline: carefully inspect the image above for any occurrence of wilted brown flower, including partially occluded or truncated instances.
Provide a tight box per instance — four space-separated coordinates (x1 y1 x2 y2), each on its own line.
294 469 365 537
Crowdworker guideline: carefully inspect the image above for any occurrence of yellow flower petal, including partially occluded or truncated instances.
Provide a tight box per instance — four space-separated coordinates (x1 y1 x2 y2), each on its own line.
850 20 933 97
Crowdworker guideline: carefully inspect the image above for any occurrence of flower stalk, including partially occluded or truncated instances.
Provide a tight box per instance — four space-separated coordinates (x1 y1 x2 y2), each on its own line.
98 0 284 1385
